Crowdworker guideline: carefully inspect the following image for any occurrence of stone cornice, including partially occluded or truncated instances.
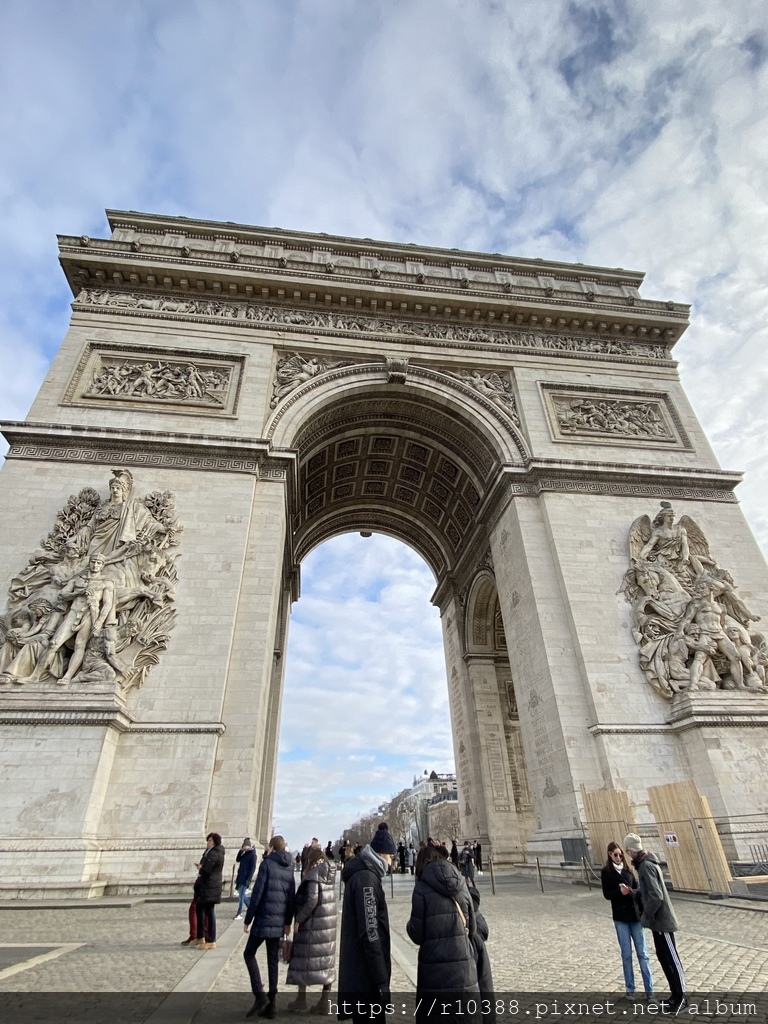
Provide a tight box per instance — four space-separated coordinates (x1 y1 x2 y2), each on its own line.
58 213 690 349
0 705 134 730
589 695 768 734
0 696 226 733
666 692 768 730
589 723 672 735
105 209 651 289
502 459 741 501
0 421 288 475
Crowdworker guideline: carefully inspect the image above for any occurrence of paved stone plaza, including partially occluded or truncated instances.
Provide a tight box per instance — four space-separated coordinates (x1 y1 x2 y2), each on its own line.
1 874 765 1022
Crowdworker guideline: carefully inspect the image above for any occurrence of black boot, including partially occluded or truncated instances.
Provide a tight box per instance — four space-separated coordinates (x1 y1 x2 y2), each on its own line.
260 997 276 1019
247 994 269 1018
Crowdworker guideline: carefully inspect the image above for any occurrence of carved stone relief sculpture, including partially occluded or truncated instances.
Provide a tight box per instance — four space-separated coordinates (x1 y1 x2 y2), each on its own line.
619 501 766 699
0 470 182 695
64 345 244 416
554 396 670 439
75 289 669 362
270 352 356 408
541 384 687 447
444 369 520 426
85 357 232 407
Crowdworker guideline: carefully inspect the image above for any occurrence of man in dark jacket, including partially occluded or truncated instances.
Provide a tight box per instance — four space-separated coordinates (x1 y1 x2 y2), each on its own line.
622 833 686 1012
194 832 225 950
458 842 475 883
235 838 256 920
243 836 296 1019
338 822 396 1022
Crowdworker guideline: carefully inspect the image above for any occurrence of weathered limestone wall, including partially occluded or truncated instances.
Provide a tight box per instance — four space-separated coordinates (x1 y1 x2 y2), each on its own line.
488 488 768 864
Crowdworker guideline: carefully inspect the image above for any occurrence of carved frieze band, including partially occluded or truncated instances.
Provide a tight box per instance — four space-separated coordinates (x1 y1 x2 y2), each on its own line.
5 444 264 474
74 288 671 364
0 710 226 733
63 342 245 417
540 383 690 449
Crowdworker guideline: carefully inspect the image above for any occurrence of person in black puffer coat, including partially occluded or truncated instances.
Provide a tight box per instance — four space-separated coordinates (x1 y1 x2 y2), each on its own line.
601 840 653 999
467 884 494 1023
406 845 480 1024
243 836 296 1019
194 832 225 949
338 822 396 1021
286 846 337 1012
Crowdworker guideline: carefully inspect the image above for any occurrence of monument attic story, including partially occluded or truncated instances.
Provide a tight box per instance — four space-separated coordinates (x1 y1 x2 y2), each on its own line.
58 209 689 347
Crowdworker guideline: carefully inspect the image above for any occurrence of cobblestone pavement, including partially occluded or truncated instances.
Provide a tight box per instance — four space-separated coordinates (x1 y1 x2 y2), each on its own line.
0 874 766 1023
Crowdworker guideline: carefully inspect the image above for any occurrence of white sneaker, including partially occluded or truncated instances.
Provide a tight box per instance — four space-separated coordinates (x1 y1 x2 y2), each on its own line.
234 913 243 920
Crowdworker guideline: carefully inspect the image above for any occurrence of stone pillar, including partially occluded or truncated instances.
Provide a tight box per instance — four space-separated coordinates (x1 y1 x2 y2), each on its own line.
440 598 488 843
490 494 603 861
205 466 290 845
464 653 524 862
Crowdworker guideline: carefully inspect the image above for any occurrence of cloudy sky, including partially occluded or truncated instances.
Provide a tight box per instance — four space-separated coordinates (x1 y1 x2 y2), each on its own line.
2 0 767 850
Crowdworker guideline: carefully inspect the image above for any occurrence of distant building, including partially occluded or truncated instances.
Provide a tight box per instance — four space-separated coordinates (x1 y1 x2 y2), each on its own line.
407 770 457 843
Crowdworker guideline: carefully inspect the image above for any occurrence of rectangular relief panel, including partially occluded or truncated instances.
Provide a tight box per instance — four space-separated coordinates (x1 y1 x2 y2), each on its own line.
539 382 692 449
63 342 245 417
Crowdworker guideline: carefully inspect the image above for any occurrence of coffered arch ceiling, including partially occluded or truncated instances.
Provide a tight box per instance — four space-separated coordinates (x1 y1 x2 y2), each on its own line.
287 386 514 580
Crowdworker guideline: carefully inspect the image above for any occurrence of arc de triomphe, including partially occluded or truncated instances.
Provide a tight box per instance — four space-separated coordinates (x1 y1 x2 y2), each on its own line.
1 211 766 897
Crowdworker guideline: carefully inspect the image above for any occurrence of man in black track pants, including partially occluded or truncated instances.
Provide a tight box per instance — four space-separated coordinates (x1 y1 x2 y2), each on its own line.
622 833 687 1012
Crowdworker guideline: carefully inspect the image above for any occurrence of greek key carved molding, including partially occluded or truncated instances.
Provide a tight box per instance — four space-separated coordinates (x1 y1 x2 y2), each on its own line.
5 444 263 474
74 288 671 365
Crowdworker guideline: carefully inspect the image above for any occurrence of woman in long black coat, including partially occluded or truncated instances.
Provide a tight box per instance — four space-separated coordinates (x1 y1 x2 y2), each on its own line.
194 831 225 949
601 840 653 998
406 846 480 1023
286 846 337 1012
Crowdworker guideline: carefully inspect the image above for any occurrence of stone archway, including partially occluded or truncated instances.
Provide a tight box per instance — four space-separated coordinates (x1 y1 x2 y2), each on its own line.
1 210 767 897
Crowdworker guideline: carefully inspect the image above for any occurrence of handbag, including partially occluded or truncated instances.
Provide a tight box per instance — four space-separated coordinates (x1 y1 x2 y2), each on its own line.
280 937 293 963
453 898 469 937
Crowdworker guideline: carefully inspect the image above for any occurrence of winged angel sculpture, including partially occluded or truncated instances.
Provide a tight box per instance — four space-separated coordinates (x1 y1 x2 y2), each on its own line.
0 469 182 695
619 502 766 699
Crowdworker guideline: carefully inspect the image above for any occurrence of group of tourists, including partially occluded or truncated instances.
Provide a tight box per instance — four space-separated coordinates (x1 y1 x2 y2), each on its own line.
179 825 688 1019
179 824 493 1021
337 822 493 1023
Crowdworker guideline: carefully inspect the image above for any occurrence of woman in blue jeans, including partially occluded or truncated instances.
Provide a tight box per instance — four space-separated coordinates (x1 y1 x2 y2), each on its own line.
601 841 653 999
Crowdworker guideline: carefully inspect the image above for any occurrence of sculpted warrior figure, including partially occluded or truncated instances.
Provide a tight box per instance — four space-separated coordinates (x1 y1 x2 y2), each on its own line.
37 554 117 685
75 469 165 572
0 470 181 692
674 579 744 691
621 502 766 699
